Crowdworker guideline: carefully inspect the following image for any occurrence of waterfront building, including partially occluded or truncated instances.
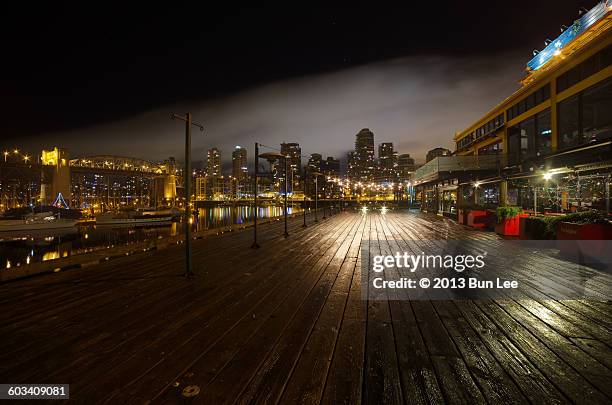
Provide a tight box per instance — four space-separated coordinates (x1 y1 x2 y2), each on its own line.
413 1 612 217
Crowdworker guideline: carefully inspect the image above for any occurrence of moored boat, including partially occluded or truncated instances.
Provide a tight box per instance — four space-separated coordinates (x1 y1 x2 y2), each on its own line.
0 212 78 232
95 211 173 225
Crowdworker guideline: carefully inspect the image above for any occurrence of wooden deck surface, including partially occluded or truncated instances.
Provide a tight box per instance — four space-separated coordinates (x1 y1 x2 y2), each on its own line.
0 209 611 404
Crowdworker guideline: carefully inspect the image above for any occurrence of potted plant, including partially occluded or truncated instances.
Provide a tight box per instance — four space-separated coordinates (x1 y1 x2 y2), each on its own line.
495 206 524 236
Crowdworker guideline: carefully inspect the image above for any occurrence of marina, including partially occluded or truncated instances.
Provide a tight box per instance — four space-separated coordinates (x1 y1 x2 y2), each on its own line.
0 205 301 269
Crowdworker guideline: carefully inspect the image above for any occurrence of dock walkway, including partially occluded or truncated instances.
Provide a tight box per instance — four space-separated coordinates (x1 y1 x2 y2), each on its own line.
0 210 611 404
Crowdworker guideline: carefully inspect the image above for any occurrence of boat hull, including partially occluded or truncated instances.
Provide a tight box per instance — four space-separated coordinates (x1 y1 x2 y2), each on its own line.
95 216 173 225
0 220 78 232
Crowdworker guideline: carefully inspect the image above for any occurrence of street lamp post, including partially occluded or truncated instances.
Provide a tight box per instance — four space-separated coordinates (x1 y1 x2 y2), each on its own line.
252 142 260 249
171 113 204 278
302 194 307 227
316 176 319 221
283 156 289 237
312 171 322 222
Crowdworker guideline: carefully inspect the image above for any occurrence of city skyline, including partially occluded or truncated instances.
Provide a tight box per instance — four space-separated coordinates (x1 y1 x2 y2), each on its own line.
1 51 526 167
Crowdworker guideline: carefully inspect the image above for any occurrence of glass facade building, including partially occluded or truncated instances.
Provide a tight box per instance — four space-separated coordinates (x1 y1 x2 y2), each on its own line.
416 2 612 217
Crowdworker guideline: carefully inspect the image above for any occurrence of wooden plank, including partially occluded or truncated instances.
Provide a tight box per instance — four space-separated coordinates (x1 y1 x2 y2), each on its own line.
432 300 528 404
497 299 612 398
319 267 366 405
232 219 361 404
377 215 445 404
455 300 568 404
362 215 403 405
279 259 357 404
475 300 609 403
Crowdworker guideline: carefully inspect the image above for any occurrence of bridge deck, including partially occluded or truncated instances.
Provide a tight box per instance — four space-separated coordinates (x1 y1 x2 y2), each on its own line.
0 210 611 404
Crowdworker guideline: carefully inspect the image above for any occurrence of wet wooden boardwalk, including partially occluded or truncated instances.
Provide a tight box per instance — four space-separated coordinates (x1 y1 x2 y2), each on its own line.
0 210 611 404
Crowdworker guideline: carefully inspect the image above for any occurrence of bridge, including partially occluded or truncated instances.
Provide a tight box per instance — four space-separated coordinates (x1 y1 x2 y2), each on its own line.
69 155 167 174
0 147 178 210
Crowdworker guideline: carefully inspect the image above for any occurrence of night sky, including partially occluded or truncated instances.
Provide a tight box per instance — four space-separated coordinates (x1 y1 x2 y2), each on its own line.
1 1 592 166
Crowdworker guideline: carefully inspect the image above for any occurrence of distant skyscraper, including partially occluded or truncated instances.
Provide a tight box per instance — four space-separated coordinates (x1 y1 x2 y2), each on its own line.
280 142 302 180
321 156 341 198
378 143 395 169
206 147 221 176
322 156 340 176
397 153 416 182
231 146 248 180
305 153 322 196
307 153 322 176
355 128 375 182
377 142 397 182
347 151 358 181
426 147 451 163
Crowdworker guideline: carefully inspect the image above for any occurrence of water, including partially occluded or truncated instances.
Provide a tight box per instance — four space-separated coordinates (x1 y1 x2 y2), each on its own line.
0 204 299 269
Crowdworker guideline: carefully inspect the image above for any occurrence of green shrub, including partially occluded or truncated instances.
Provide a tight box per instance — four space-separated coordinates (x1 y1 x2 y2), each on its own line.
560 210 609 225
523 210 609 239
523 216 554 239
496 206 522 223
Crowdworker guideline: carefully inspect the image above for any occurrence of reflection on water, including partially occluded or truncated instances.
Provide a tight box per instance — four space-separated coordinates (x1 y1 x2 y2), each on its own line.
194 205 297 231
0 205 298 268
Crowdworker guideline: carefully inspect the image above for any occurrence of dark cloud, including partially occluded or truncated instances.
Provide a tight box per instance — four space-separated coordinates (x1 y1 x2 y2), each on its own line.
22 52 526 167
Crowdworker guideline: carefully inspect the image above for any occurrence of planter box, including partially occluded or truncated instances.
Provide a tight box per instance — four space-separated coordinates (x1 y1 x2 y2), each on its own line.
557 222 612 240
557 222 612 267
495 216 518 236
556 222 612 266
496 213 529 237
467 210 490 229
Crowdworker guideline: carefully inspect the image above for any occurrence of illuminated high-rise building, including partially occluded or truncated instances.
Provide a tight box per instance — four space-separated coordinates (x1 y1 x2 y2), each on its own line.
206 147 221 176
397 153 416 182
280 142 302 178
231 146 248 180
354 128 375 182
377 142 397 182
305 153 322 196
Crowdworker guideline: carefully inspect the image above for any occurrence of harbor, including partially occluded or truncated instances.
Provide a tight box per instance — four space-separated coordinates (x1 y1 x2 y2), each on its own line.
0 204 303 276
